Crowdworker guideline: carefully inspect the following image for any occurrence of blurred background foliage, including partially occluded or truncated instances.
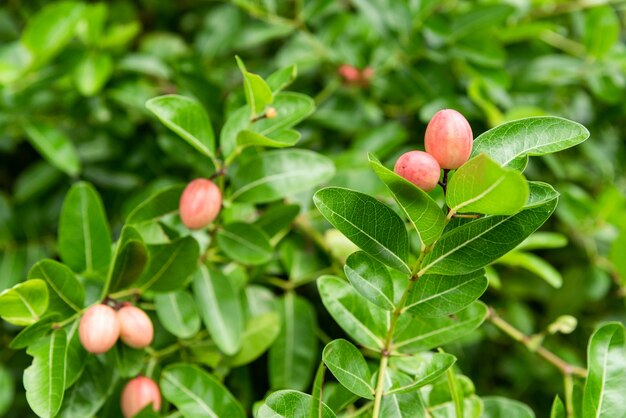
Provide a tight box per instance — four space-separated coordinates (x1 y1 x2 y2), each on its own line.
1 0 626 416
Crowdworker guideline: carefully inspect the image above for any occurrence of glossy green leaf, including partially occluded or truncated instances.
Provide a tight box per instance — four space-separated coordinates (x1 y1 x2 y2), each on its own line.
230 149 335 204
75 52 113 96
0 279 48 326
317 275 386 350
314 187 410 273
250 92 315 136
583 322 626 418
269 293 318 391
309 363 325 418
0 365 13 416
393 302 488 354
192 265 244 355
482 397 535 417
105 225 147 294
155 290 201 339
23 122 80 177
58 356 116 418
323 339 374 399
254 203 300 239
113 344 144 378
550 396 565 418
58 181 112 275
220 106 250 158
24 329 67 418
471 117 589 170
497 251 562 288
380 369 428 418
126 184 185 224
386 353 456 395
10 315 59 349
584 6 619 59
64 322 87 389
267 64 297 92
228 312 280 367
161 363 246 418
236 56 274 117
258 390 336 418
135 236 199 292
146 94 215 158
345 251 395 311
237 128 301 148
447 154 529 215
216 222 273 265
404 270 488 318
369 154 446 247
419 197 558 276
28 260 84 318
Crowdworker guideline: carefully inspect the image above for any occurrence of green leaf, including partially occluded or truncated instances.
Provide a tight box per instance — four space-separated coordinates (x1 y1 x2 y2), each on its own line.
369 154 446 247
22 2 85 65
161 363 246 418
58 356 117 418
228 312 280 367
386 353 456 395
0 365 13 416
254 203 300 239
58 181 112 275
10 315 59 349
192 265 244 355
482 397 535 417
380 369 428 418
24 329 67 418
23 122 80 177
74 52 113 96
146 94 215 159
113 344 144 378
314 187 410 273
447 154 529 215
216 222 273 265
0 279 48 326
230 149 334 204
497 251 563 288
344 251 395 311
64 322 87 389
269 293 318 391
309 363 325 418
28 260 84 319
583 322 626 418
258 390 336 418
267 64 298 92
323 339 374 399
237 129 301 149
550 396 565 418
135 236 199 292
584 6 619 59
471 117 589 170
404 270 488 318
250 92 315 136
106 226 148 293
393 302 488 354
126 184 185 225
419 197 558 276
155 290 201 339
236 56 274 117
220 106 250 158
317 276 386 351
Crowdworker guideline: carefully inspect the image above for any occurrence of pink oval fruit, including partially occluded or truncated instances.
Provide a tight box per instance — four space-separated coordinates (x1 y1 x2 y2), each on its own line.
121 376 161 418
338 64 360 83
117 305 154 349
179 178 222 230
394 151 441 192
424 109 473 169
79 304 120 354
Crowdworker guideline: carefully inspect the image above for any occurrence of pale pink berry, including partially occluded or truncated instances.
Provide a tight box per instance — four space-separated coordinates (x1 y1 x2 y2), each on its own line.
121 376 161 418
179 178 222 230
117 305 154 349
424 109 473 169
79 304 120 354
394 151 441 192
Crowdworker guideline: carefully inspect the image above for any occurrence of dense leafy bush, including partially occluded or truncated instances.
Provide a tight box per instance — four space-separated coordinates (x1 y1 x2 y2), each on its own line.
1 1 626 417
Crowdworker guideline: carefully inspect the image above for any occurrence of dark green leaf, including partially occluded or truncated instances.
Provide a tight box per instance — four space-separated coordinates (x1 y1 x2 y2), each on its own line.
323 339 374 399
135 236 199 292
154 290 201 339
345 251 394 311
228 312 280 367
59 356 116 418
216 222 273 265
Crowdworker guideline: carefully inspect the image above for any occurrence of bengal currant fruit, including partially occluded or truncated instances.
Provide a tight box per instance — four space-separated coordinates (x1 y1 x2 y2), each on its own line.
117 305 154 349
121 376 162 418
394 150 441 192
179 178 222 229
79 304 120 354
338 64 361 84
424 109 473 169
265 107 277 119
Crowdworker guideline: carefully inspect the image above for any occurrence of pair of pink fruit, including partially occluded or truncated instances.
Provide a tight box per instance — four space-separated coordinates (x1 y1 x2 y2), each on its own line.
394 109 473 191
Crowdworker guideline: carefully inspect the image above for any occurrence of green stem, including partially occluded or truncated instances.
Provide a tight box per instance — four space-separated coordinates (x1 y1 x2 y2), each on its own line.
372 355 389 415
442 348 463 417
564 372 574 418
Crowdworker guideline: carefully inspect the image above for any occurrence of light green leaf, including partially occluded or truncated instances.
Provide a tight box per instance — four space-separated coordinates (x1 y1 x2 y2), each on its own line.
497 251 562 288
471 117 589 170
74 52 113 96
0 365 14 416
317 276 386 351
216 222 273 265
258 390 336 418
58 181 111 275
482 397 535 417
345 251 395 311
230 149 335 204
386 353 456 395
447 154 529 215
135 236 199 292
380 369 428 418
404 270 488 318
550 396 565 418
314 187 410 273
0 279 48 326
228 312 280 367
250 92 315 136
369 154 445 247
236 56 274 117
584 6 619 59
393 302 488 354
28 260 84 319
146 94 215 159
192 265 244 355
155 290 201 339
126 184 185 224
237 129 301 149
267 64 298 92
269 293 318 391
419 197 558 276
323 339 374 399
24 329 67 418
24 122 80 177
309 363 325 418
10 315 59 350
161 363 246 418
583 322 626 418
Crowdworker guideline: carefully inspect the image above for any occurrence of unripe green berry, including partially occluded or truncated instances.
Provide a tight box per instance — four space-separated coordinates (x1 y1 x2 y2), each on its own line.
79 304 120 354
121 376 161 418
179 178 222 230
394 151 441 192
117 305 154 349
424 109 473 169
